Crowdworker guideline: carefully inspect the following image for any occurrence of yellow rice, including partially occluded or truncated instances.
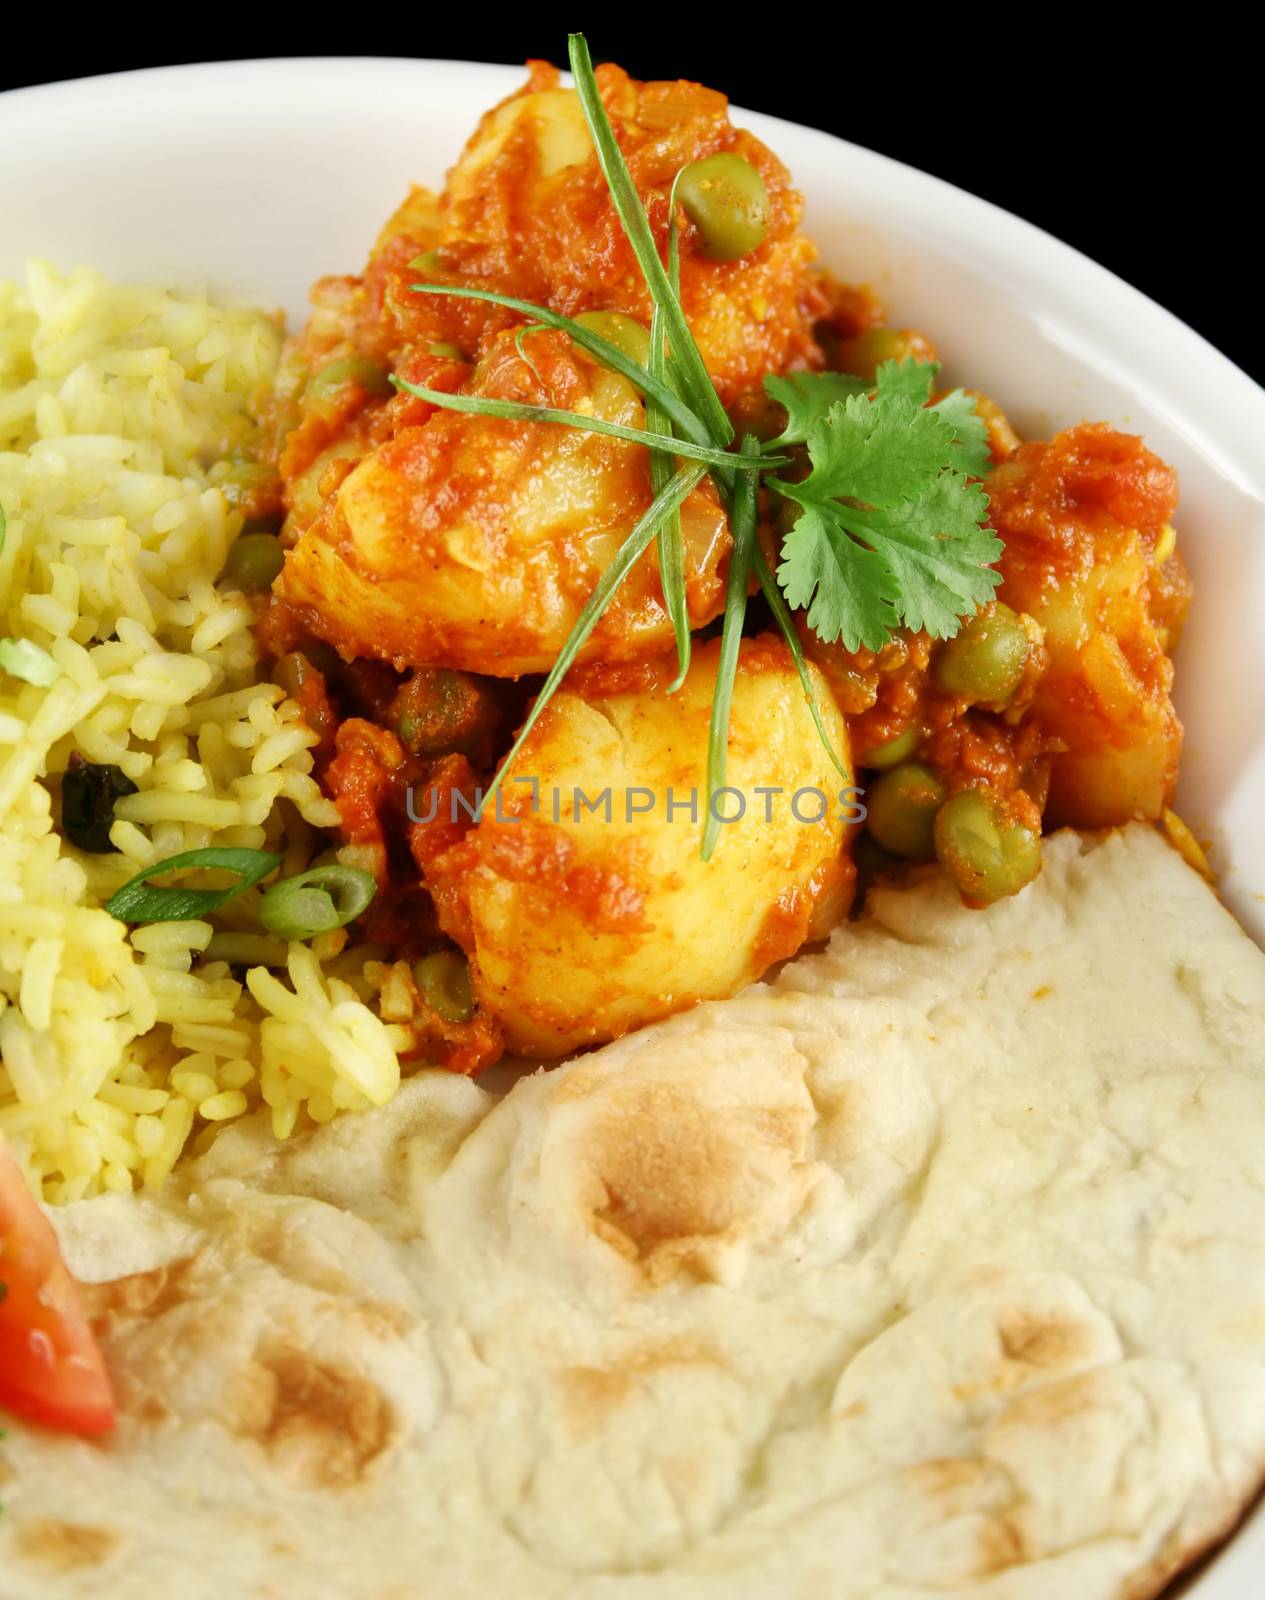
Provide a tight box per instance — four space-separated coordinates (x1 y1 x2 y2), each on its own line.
0 262 408 1203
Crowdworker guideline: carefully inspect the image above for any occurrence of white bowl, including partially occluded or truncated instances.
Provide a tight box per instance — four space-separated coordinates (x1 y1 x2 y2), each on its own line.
2 56 1263 1595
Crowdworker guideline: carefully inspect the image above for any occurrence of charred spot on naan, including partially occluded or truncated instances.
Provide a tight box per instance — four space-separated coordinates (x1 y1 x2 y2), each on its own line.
12 1518 123 1576
72 1232 403 1487
974 1513 1028 1574
80 1255 202 1335
580 1080 811 1282
242 1344 395 1490
987 1366 1114 1433
904 1459 1020 1553
559 1336 727 1438
996 1309 1103 1372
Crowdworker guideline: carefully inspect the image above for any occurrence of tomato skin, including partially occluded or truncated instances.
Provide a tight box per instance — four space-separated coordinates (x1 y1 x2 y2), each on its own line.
0 1146 116 1436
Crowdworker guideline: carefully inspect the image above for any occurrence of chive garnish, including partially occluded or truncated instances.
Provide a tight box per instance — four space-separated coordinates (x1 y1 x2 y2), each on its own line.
389 378 774 472
394 32 996 854
702 434 760 860
478 460 708 819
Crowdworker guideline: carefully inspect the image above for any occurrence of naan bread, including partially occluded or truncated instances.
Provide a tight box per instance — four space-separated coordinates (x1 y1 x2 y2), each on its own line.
3 825 1265 1600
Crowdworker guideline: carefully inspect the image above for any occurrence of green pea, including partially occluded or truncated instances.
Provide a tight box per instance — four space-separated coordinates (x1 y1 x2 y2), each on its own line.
258 863 377 940
222 532 284 594
865 727 918 770
392 667 498 760
274 647 338 700
932 604 1030 704
573 311 652 369
409 249 443 275
676 153 770 262
305 358 393 403
933 788 1042 904
865 762 947 858
413 949 474 1024
835 327 935 382
427 341 464 360
218 460 281 509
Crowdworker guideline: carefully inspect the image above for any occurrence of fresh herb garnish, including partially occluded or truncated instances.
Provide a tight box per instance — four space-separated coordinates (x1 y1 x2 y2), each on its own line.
763 369 873 441
648 179 691 691
104 847 282 925
767 357 993 476
395 33 999 854
767 362 1001 651
568 34 733 449
387 379 770 473
0 637 60 689
702 433 761 859
104 847 379 941
258 863 377 939
479 460 709 798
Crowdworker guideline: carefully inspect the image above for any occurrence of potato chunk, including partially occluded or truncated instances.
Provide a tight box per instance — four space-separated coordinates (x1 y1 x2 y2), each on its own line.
989 424 1190 827
273 58 831 677
421 637 854 1057
279 330 729 676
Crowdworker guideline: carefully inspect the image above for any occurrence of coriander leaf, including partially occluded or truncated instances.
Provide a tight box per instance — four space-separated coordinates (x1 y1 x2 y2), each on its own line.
763 370 871 445
771 378 1001 650
931 387 994 478
874 357 938 406
795 393 961 510
765 360 944 448
842 475 1002 638
776 500 901 651
874 361 992 476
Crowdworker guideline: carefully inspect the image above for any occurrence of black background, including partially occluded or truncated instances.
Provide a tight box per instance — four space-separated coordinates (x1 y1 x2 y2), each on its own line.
3 28 1257 385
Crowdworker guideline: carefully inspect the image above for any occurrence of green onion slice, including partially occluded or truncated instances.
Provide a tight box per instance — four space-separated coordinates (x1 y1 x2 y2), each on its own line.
0 636 60 688
105 847 282 925
258 863 377 940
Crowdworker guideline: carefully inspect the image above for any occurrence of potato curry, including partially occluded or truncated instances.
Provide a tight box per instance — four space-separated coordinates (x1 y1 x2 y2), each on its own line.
234 54 1190 1073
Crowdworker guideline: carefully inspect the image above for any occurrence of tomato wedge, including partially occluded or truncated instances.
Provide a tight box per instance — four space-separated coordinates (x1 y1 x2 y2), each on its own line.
0 1143 115 1435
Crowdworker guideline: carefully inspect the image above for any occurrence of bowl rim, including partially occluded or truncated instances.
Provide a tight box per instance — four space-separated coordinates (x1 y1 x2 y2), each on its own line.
2 55 1265 380
3 53 1263 1600
1 53 1262 429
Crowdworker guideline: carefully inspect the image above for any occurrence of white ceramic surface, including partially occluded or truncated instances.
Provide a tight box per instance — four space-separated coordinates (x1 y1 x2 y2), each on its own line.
2 56 1263 1593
